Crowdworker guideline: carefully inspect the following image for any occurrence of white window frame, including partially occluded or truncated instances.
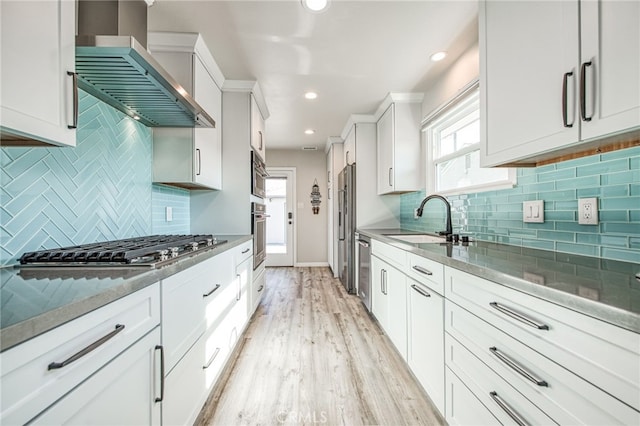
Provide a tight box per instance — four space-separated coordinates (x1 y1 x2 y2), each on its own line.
424 80 516 196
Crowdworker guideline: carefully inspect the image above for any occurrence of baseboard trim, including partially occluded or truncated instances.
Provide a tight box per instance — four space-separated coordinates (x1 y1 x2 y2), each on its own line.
294 262 330 267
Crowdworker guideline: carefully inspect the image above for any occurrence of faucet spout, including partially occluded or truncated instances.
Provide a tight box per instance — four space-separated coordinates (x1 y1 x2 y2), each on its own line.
416 194 453 236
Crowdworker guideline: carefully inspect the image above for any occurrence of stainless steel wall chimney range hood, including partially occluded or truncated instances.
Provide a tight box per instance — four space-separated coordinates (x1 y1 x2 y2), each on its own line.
75 0 215 128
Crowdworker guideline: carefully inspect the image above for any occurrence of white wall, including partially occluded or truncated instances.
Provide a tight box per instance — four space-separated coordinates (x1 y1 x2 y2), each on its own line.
267 149 328 265
421 42 479 117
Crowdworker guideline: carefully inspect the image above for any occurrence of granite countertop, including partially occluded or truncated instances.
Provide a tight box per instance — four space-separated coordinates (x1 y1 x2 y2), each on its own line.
0 235 252 352
359 229 640 333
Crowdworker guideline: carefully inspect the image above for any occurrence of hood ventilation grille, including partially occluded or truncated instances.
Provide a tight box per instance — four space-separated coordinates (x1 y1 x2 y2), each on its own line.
76 37 214 128
75 0 214 128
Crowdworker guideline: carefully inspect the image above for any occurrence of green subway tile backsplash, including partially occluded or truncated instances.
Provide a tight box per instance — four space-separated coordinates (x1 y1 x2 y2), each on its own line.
400 146 640 263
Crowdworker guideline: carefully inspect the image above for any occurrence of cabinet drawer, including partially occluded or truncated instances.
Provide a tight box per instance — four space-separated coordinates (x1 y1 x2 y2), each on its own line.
162 252 233 374
372 239 406 269
445 333 556 425
407 252 444 295
163 330 209 426
446 301 640 424
235 240 253 264
445 266 640 411
0 284 160 425
31 328 161 426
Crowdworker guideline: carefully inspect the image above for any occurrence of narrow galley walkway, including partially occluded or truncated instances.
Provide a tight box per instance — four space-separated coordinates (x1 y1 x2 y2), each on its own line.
197 267 444 426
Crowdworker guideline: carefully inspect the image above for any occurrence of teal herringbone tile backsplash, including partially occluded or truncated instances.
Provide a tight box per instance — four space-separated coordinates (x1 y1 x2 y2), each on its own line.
400 146 640 263
1 90 190 266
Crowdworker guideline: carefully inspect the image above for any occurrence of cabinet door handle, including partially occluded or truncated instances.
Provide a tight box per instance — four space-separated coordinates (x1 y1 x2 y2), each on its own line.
346 151 350 164
580 61 593 122
48 324 125 370
236 274 241 301
562 71 574 128
412 265 433 276
203 347 221 369
242 248 250 254
380 269 385 295
388 167 393 187
258 130 263 150
258 285 264 292
489 347 548 387
383 270 388 295
203 284 221 298
67 71 78 129
411 284 431 298
328 170 331 183
489 391 528 426
155 345 165 402
489 302 549 330
196 148 202 176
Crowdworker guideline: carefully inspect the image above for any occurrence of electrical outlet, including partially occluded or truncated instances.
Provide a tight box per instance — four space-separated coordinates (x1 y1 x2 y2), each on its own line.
165 206 173 222
523 200 544 223
578 197 598 225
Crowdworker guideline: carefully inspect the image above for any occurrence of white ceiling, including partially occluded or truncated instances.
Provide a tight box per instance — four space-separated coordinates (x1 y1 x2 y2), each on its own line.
149 0 478 149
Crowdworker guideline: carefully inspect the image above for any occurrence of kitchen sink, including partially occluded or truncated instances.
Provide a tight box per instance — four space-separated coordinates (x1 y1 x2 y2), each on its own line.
384 234 446 244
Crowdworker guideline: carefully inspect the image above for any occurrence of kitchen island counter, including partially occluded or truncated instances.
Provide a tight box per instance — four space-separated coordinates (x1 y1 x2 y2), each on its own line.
359 229 640 333
0 235 252 352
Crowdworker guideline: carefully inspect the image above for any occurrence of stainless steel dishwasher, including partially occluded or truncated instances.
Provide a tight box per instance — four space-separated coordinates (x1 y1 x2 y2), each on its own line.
356 234 371 312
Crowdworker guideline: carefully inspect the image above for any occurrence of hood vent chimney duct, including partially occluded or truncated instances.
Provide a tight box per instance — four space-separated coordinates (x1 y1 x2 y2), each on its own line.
75 0 215 128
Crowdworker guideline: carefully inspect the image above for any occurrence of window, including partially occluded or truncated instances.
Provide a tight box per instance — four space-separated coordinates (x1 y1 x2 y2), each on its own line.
425 83 515 194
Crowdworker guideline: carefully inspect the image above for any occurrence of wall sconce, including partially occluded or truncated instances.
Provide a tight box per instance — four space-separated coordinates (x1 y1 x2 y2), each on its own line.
310 179 322 214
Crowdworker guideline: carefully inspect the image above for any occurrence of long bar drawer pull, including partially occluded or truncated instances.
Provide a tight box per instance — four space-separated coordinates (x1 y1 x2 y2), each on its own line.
242 248 250 254
489 347 548 387
203 347 221 369
489 391 529 426
258 285 264 292
203 284 221 298
48 324 125 370
489 302 549 330
411 284 431 298
412 265 433 276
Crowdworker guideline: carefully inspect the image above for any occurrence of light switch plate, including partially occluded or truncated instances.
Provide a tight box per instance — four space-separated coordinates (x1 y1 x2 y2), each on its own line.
578 197 598 225
523 200 544 223
165 206 173 222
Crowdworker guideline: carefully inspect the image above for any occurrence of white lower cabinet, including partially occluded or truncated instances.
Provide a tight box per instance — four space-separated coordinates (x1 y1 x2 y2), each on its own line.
371 254 407 360
407 279 444 415
445 332 557 425
32 328 162 425
161 243 253 426
250 261 266 316
0 284 160 425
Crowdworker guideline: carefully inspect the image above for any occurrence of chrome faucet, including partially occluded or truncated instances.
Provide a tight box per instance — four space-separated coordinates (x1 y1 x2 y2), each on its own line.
416 194 453 236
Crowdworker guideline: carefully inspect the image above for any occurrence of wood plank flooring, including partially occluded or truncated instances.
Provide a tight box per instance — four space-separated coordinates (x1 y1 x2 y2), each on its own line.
197 267 444 426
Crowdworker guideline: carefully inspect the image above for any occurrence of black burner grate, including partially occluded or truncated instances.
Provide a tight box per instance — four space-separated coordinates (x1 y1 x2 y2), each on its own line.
19 235 217 265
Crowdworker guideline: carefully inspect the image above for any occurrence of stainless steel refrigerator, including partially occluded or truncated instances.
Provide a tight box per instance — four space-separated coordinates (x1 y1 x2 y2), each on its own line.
338 164 356 293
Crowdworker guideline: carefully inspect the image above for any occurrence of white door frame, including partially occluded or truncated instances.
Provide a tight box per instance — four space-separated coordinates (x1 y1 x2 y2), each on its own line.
265 167 296 267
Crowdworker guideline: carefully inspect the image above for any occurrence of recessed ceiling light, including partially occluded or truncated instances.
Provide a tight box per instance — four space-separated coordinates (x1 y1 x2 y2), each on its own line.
305 129 315 135
305 91 318 100
301 0 329 13
430 51 447 62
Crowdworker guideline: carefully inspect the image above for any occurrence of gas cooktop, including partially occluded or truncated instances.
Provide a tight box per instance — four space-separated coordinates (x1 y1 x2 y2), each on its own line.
19 235 227 268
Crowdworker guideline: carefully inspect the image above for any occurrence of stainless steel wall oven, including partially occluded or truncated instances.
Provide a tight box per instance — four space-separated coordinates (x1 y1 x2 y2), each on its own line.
251 202 267 269
251 150 267 199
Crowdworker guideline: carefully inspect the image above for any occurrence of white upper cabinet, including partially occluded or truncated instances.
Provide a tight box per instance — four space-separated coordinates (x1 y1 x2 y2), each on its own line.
149 33 223 190
0 0 76 147
343 125 356 165
480 0 640 167
580 0 640 141
250 94 266 162
376 95 423 195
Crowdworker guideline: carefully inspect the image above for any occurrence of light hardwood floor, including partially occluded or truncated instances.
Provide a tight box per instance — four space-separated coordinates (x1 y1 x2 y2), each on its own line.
197 267 444 426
